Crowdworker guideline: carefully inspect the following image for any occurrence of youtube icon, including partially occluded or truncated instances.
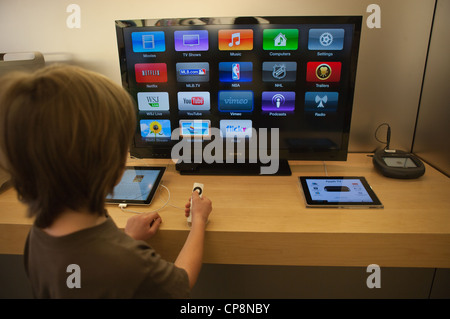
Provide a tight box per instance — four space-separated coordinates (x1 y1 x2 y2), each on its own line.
191 97 204 105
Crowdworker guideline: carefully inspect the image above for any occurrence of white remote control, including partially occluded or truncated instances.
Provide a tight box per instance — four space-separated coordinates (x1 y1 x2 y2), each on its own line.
188 183 204 226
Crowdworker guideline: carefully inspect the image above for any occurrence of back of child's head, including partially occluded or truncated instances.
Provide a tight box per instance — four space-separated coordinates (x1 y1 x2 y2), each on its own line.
0 64 136 228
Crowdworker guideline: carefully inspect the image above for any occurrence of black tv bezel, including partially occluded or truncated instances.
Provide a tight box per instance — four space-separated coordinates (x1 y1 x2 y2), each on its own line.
115 16 362 162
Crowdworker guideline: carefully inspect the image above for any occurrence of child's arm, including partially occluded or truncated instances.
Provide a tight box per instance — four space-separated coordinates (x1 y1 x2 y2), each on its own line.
175 191 212 289
124 212 162 241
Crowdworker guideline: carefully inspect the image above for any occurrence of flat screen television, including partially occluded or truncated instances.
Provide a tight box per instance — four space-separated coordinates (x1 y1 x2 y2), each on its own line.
115 16 362 175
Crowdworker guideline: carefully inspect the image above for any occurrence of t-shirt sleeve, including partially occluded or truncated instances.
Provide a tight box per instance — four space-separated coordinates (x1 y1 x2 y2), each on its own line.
131 243 190 299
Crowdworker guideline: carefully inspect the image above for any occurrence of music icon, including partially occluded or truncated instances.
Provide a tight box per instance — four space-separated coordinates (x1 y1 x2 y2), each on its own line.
229 33 241 47
219 29 253 50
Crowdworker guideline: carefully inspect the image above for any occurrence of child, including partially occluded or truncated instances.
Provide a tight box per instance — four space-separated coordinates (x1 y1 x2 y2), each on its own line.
0 65 212 298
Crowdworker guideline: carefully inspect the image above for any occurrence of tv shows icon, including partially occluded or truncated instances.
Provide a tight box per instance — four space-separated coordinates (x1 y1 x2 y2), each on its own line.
174 30 209 51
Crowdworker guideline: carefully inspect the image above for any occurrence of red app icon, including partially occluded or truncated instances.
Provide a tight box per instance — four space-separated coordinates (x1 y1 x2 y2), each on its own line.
306 62 341 82
135 63 167 83
191 97 204 105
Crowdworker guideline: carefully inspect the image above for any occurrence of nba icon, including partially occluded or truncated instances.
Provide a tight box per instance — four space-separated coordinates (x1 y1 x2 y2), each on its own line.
232 63 240 80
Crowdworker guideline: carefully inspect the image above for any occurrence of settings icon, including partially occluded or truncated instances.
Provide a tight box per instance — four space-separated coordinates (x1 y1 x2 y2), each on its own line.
319 32 334 47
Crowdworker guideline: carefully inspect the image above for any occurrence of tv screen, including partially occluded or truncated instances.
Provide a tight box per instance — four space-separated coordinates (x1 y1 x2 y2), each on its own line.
115 16 361 174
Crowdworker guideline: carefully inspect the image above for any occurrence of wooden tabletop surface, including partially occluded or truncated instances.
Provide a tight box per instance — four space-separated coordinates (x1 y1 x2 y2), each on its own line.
1 153 449 268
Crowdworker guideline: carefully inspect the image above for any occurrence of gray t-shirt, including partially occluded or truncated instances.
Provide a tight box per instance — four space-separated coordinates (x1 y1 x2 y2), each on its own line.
24 216 190 298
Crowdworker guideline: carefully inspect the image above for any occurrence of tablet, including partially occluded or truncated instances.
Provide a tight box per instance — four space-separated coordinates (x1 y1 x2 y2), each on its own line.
106 166 165 205
299 176 383 208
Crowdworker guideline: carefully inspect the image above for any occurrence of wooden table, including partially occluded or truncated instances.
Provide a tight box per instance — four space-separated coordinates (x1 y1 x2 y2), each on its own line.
1 153 449 268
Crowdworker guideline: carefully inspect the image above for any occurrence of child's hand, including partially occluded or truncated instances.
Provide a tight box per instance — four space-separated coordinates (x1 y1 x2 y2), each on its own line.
125 212 162 241
185 191 212 226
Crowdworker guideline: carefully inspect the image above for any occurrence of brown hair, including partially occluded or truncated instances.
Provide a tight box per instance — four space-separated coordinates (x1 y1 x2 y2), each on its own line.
0 64 136 228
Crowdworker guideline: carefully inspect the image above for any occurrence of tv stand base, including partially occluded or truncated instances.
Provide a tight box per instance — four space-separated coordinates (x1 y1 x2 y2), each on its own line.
175 160 292 176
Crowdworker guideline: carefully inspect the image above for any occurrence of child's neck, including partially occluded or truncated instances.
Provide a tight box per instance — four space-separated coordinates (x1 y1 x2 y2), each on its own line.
43 209 107 237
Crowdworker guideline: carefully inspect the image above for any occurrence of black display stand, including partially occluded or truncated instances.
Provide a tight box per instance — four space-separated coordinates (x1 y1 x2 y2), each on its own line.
175 159 292 176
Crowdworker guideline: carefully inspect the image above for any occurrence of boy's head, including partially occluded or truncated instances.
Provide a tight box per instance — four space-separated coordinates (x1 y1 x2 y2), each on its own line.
0 64 136 228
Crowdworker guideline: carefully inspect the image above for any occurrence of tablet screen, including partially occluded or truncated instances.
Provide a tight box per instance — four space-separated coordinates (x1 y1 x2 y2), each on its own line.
299 176 383 208
106 166 165 205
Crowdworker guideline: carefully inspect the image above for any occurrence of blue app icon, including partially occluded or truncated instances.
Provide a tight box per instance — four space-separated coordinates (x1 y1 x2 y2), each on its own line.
219 62 253 82
132 31 166 52
308 29 344 50
180 120 210 138
232 64 240 81
218 91 254 112
140 119 171 140
305 92 339 112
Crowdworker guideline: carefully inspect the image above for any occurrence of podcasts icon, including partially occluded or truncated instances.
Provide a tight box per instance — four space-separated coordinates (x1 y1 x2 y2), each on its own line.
261 91 295 112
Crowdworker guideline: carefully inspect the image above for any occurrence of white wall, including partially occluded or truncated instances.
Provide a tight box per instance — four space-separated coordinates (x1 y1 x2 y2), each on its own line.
0 0 435 152
413 0 450 176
